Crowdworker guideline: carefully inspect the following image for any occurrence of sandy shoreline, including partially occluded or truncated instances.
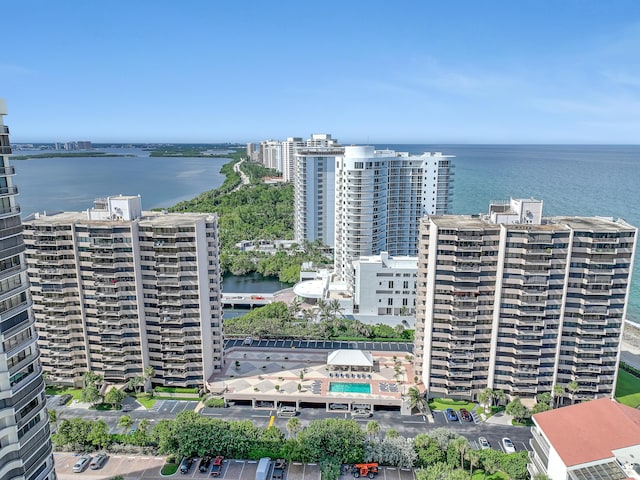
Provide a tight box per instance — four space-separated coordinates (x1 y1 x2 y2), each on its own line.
623 322 640 355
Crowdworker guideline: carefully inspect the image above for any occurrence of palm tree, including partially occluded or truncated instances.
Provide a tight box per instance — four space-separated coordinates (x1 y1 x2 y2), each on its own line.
138 419 150 433
406 386 428 414
553 384 565 408
450 437 469 469
117 415 132 434
288 297 302 319
478 388 494 410
327 299 342 319
317 299 332 322
482 455 500 480
533 474 552 480
83 370 103 389
127 376 144 394
286 417 301 438
143 366 155 392
493 389 506 407
567 381 579 404
366 420 381 441
466 449 481 479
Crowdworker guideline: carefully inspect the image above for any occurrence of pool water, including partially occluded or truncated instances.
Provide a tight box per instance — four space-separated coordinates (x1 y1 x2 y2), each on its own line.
328 382 371 394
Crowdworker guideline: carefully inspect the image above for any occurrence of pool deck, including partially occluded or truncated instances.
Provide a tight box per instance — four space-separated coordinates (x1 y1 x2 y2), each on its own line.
208 347 416 411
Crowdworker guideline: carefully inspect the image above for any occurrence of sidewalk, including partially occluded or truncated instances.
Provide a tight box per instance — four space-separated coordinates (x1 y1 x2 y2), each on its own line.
484 411 514 426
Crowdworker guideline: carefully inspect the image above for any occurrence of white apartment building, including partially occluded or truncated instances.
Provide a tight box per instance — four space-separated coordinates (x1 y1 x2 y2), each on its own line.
246 142 258 162
353 252 417 317
281 137 304 183
414 198 637 401
260 140 282 172
334 146 454 284
293 137 344 247
23 195 223 389
0 99 55 480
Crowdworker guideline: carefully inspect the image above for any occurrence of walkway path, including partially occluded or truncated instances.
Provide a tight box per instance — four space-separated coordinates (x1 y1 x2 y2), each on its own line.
232 158 250 191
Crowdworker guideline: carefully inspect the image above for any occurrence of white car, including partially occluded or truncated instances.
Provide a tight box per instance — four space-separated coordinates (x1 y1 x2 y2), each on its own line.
502 437 516 454
72 455 91 473
478 437 490 450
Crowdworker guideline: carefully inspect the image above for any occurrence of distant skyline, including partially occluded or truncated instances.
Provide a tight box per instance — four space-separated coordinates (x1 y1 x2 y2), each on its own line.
3 0 640 144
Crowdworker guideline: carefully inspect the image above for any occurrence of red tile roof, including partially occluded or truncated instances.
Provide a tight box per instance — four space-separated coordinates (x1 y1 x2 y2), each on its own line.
533 398 640 467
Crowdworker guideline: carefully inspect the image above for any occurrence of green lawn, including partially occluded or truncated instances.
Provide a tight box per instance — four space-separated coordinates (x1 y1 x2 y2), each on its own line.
616 369 640 408
428 397 477 411
161 463 179 475
135 394 156 409
45 386 83 400
154 386 198 394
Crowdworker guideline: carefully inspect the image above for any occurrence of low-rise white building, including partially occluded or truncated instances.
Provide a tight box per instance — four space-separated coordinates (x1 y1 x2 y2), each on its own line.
295 252 417 327
529 398 640 480
353 252 416 317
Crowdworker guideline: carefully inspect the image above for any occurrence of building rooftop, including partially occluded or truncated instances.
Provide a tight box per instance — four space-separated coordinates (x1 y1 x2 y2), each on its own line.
427 214 634 232
24 210 215 226
533 398 640 467
356 252 417 269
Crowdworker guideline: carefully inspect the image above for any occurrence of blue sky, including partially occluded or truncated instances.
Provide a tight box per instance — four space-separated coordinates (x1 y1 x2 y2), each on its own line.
3 0 640 143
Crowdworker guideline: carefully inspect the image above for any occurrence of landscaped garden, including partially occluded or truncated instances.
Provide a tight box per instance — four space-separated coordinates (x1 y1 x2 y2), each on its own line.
45 386 83 400
428 397 477 412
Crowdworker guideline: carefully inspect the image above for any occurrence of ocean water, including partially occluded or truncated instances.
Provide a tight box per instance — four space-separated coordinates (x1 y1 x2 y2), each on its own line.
10 145 640 320
12 148 230 216
378 144 640 322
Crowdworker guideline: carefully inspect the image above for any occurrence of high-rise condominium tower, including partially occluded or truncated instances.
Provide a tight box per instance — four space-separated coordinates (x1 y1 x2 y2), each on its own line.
414 198 637 402
334 146 453 283
23 195 223 389
281 137 304 183
0 99 55 480
293 134 343 247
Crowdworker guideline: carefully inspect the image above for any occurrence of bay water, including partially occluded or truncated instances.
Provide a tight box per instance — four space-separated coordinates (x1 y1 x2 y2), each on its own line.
11 145 640 321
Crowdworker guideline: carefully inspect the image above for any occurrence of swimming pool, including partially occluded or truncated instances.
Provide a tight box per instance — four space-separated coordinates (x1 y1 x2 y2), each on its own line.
328 382 371 394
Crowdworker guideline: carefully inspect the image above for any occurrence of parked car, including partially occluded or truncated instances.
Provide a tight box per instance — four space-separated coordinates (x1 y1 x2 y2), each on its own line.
445 408 459 422
272 458 286 480
351 409 372 418
72 455 91 473
478 437 490 450
210 456 224 476
58 394 73 406
277 406 298 417
459 408 472 422
210 455 224 476
90 452 108 470
243 336 253 345
199 456 212 473
502 437 516 453
179 456 193 474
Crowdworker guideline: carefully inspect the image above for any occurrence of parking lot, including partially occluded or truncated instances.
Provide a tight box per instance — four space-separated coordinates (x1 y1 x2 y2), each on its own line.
150 399 199 415
225 338 413 353
338 466 415 480
54 452 165 480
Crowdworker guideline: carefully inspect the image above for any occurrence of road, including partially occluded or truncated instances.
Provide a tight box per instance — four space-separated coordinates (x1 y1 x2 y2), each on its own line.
232 158 250 191
52 396 531 455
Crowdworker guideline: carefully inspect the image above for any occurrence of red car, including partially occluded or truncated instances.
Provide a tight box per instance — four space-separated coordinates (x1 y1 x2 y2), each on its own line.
210 456 224 477
459 408 472 422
